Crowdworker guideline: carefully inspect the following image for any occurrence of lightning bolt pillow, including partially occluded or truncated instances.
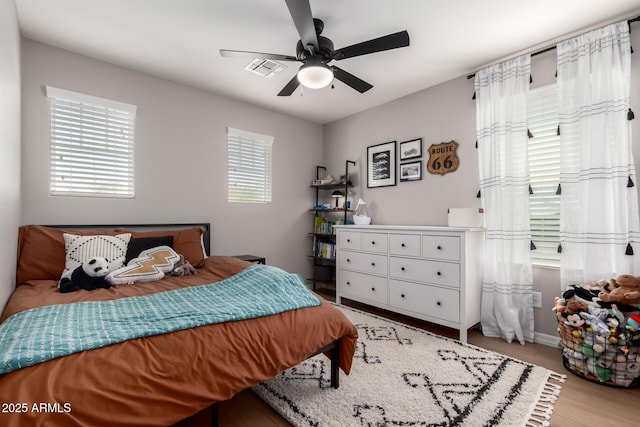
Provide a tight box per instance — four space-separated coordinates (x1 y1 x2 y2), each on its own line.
106 246 181 285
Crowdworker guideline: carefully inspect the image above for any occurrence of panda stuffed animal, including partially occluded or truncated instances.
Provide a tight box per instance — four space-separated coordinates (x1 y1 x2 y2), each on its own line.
59 257 111 293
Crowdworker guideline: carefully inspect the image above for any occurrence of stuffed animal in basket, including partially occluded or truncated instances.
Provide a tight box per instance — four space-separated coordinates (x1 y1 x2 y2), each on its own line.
563 285 600 307
562 312 585 328
60 257 111 293
627 314 640 332
598 274 640 306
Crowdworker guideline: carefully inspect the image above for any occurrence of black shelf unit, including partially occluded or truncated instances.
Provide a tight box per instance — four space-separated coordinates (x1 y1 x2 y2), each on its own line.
308 161 355 291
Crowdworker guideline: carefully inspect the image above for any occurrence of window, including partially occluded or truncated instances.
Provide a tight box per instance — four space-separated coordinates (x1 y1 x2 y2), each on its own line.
528 84 561 267
227 127 273 203
47 86 136 198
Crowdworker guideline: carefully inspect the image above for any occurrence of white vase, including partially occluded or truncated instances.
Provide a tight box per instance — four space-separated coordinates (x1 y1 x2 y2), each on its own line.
353 199 371 225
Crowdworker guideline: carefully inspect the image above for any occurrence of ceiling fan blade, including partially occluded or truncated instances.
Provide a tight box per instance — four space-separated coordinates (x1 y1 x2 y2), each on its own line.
220 49 298 61
284 0 319 52
333 30 410 60
331 66 373 93
277 74 300 96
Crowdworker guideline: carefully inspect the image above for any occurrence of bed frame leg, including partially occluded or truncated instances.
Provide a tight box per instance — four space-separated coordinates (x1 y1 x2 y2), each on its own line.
210 402 219 427
330 343 340 389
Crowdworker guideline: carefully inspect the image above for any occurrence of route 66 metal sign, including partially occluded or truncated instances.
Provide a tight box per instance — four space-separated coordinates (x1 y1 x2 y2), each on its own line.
427 140 459 175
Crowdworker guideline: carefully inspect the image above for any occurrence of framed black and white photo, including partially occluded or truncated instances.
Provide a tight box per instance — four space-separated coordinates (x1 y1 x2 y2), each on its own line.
399 138 422 161
399 161 422 182
367 141 396 188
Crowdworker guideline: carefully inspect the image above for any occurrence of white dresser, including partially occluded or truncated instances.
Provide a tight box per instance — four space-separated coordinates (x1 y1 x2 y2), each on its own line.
334 225 484 343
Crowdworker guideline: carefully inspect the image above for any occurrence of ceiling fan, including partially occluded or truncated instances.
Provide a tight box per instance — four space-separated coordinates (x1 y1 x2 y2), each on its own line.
220 0 410 96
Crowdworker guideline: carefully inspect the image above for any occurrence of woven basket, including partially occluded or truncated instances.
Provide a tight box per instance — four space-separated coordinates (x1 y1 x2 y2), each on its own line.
556 311 640 388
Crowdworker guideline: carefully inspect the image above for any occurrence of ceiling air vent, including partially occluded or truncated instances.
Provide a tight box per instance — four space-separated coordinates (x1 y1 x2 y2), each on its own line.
244 59 285 78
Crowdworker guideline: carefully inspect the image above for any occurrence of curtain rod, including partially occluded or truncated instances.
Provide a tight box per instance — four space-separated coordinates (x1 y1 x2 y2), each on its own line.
467 14 640 80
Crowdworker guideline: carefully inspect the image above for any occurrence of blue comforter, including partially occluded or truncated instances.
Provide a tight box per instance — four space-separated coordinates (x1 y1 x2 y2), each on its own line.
0 264 320 374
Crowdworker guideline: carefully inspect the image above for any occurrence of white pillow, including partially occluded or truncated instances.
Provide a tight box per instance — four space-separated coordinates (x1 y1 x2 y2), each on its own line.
107 246 181 285
61 233 132 281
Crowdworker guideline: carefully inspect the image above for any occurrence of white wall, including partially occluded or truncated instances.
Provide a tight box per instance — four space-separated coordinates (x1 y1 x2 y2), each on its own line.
324 28 640 337
0 0 21 311
20 39 323 277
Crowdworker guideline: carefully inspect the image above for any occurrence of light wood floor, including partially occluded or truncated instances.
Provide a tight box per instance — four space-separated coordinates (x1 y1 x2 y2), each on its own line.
177 291 640 427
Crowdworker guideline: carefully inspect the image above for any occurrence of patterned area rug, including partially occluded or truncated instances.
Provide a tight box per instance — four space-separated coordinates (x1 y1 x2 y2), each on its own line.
253 304 565 427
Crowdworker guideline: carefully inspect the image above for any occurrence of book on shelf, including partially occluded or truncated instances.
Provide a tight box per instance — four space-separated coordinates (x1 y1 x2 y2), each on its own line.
314 216 336 235
314 241 336 259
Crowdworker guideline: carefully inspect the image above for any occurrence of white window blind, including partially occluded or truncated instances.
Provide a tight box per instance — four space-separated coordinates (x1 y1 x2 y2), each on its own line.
46 86 136 198
528 84 561 267
227 127 273 203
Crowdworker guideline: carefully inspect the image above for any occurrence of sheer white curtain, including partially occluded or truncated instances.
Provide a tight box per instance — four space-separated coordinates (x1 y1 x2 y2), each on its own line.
557 21 640 289
475 55 534 344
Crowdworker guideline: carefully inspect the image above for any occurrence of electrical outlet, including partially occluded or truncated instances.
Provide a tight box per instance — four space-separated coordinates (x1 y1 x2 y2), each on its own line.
532 292 542 308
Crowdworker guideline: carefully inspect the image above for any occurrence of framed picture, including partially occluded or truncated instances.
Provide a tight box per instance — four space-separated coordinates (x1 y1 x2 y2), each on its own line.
400 161 422 182
399 138 422 161
367 141 397 188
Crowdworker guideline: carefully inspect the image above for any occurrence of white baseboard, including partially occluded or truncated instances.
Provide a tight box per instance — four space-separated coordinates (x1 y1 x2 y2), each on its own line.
534 331 560 348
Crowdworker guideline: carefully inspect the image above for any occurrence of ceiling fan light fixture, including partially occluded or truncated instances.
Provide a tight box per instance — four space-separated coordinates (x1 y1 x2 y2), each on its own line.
297 60 333 89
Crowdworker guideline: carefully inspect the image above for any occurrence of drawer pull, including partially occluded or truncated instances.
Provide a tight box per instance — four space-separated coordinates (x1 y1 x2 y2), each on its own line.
371 241 376 245
401 243 406 247
401 267 405 271
437 245 442 250
346 281 351 285
371 287 376 292
347 259 351 262
347 239 351 242
437 301 442 306
371 262 376 266
401 293 405 298
437 271 442 276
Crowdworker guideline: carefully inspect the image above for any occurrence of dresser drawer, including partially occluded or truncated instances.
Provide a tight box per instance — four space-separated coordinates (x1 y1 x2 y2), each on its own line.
422 235 460 261
389 280 460 323
361 233 388 253
338 231 361 250
338 251 388 276
389 257 460 287
338 270 388 305
389 233 421 257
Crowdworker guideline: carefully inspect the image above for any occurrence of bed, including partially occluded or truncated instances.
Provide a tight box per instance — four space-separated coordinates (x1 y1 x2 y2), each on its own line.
0 224 358 427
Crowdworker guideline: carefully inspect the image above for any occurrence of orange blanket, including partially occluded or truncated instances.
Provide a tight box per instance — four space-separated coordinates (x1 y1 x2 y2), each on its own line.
0 256 358 427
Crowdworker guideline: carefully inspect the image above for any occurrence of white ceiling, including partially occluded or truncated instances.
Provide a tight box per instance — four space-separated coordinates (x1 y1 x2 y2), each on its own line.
14 0 640 124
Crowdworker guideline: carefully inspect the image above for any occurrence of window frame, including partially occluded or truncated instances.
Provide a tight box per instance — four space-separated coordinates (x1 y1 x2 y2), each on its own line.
227 127 274 204
528 84 561 268
46 86 136 199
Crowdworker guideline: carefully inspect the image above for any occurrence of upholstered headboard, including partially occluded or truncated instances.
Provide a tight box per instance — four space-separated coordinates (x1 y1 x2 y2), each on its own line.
45 223 211 256
15 223 211 287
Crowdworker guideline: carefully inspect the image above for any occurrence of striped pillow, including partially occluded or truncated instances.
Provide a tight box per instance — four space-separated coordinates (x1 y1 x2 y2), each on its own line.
61 233 131 281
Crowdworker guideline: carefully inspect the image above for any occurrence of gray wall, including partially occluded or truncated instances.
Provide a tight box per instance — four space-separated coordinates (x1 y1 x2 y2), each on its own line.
0 0 21 311
12 19 640 338
324 74 479 225
324 29 640 337
20 39 323 278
